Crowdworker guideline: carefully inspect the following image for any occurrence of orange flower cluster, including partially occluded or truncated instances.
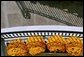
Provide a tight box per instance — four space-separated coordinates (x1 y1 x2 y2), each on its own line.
7 35 83 56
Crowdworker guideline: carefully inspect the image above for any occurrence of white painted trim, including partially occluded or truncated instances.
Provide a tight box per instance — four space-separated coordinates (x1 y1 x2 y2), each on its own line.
1 25 83 33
